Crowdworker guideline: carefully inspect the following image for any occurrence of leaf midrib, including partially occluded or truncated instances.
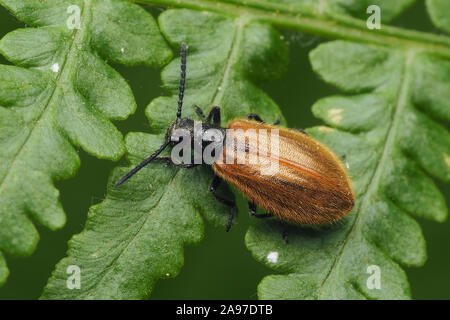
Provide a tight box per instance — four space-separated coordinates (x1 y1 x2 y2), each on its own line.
316 49 414 299
133 0 450 59
0 0 91 191
211 16 243 104
210 15 247 119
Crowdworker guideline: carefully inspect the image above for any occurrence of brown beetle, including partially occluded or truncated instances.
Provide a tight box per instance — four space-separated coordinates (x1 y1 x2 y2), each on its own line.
115 43 354 242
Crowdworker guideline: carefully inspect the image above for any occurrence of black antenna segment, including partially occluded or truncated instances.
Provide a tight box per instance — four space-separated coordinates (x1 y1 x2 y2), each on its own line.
115 42 187 188
177 42 187 120
114 140 171 187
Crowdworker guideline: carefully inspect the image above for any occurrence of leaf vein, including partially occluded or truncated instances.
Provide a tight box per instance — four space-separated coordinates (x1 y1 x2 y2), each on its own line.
0 0 91 191
317 50 415 299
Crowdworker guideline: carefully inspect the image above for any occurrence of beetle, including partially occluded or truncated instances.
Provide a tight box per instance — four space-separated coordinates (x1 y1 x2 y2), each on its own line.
115 43 355 243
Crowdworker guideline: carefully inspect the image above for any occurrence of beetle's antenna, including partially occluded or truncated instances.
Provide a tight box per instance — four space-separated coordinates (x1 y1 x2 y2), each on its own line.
115 140 171 187
176 42 187 120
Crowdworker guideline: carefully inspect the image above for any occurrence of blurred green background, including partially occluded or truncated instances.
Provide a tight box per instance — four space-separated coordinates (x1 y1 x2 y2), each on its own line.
0 1 449 300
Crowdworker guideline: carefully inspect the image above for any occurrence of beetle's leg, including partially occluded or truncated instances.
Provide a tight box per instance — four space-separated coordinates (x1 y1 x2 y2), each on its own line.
226 207 236 233
194 104 206 121
248 201 287 243
206 106 221 126
177 163 200 168
247 113 264 122
154 156 200 168
280 221 289 244
294 128 308 136
248 201 273 218
210 175 236 232
248 114 283 126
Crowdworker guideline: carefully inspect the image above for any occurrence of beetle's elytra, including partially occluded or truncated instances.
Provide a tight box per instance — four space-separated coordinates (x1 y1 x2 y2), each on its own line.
214 119 354 225
116 42 355 242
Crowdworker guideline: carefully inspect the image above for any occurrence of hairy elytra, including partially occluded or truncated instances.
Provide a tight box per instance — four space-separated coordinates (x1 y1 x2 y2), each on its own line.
214 119 354 225
115 42 355 240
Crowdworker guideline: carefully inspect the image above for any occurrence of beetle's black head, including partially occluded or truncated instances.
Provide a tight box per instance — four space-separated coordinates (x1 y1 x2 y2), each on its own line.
165 117 195 144
167 118 194 137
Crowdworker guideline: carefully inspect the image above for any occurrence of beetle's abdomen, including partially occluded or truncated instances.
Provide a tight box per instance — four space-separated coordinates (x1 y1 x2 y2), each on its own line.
212 119 354 225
